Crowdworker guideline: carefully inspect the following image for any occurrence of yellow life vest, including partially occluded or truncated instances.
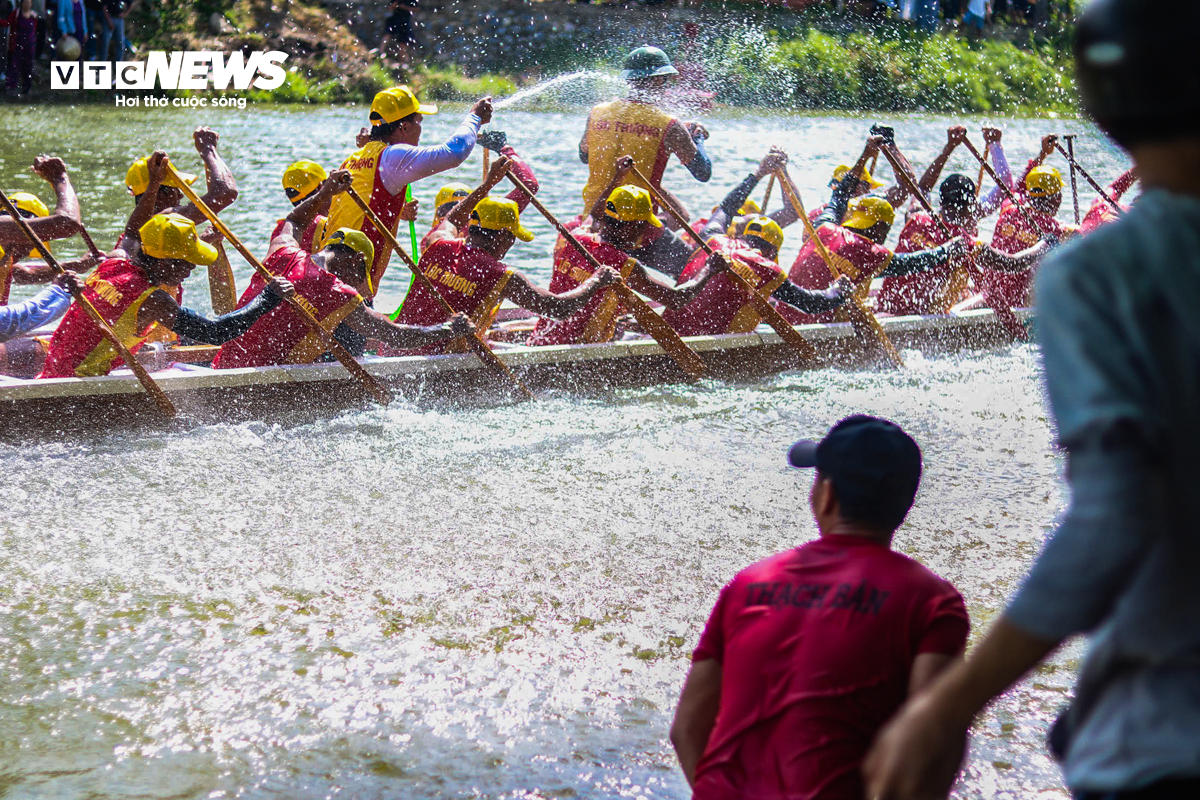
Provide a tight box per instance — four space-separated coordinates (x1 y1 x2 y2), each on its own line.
581 99 676 214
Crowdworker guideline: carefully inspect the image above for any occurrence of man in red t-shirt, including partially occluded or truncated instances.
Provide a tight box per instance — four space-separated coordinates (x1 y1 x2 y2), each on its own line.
671 415 970 800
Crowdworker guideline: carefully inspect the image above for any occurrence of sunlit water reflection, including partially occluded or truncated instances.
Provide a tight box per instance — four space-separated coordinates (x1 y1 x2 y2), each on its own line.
0 102 1129 798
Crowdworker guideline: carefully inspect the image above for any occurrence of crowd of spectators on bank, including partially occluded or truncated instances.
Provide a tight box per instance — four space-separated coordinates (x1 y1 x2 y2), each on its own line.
0 0 138 96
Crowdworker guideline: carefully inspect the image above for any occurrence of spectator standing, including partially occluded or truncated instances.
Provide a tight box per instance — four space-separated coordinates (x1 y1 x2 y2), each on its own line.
82 0 99 58
671 416 970 800
98 0 135 68
2 0 38 95
374 0 418 68
53 0 85 64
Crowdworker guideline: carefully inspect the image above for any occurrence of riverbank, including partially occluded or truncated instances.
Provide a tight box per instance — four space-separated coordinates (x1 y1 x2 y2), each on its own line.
14 0 1074 116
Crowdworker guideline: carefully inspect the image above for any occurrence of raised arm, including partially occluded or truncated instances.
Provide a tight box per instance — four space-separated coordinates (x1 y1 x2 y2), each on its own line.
702 148 786 240
977 127 1015 217
0 157 83 245
445 156 511 231
274 170 352 257
1107 167 1138 202
503 266 619 319
378 99 492 195
917 126 967 195
182 127 238 220
122 151 169 246
587 155 636 223
664 120 711 182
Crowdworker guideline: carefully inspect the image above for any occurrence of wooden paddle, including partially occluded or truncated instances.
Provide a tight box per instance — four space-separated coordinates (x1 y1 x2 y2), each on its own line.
0 188 176 416
773 167 904 369
876 142 1027 341
961 137 1049 237
1054 141 1124 218
482 148 490 184
1065 134 1081 225
166 162 393 406
759 173 775 214
626 164 818 365
504 170 707 381
79 227 103 259
344 185 535 401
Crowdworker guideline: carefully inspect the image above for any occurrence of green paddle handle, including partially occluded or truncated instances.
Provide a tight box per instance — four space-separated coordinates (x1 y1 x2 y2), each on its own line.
390 184 420 321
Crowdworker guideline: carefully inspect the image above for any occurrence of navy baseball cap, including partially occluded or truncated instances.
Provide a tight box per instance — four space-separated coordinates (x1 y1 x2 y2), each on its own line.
788 415 923 530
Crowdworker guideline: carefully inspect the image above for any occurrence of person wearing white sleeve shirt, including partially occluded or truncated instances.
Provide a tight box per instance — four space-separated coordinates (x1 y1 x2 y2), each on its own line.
318 85 493 297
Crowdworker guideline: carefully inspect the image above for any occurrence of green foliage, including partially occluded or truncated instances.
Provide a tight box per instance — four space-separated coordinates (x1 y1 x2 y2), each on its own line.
416 67 518 102
708 27 1075 115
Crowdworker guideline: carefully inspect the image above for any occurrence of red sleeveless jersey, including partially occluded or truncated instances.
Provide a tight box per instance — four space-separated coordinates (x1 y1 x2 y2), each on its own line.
387 239 513 356
212 244 362 369
984 201 1063 308
662 235 786 336
876 213 973 316
40 257 165 378
270 216 326 254
777 224 892 325
527 229 636 346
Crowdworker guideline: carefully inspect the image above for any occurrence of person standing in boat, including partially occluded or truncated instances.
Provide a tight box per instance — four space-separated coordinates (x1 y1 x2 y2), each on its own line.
578 45 712 222
317 85 493 298
386 157 619 355
214 170 471 370
40 156 295 379
775 136 968 326
526 184 726 347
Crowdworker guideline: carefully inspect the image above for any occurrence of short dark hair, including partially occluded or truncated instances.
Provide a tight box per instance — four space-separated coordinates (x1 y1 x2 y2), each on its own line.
369 113 415 141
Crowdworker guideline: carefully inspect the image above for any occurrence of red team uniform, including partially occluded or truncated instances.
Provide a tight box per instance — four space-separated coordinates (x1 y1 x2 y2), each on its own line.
984 200 1064 308
40 258 170 378
690 535 969 800
876 213 973 316
662 235 786 336
387 239 513 355
778 225 892 325
527 230 636 346
213 245 363 369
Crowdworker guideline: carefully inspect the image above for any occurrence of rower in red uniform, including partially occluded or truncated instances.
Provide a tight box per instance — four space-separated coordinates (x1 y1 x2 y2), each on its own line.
985 165 1069 308
527 184 726 346
663 209 850 335
390 158 619 355
271 160 331 253
1080 166 1137 234
316 85 492 298
214 170 471 369
778 138 967 325
876 153 1050 315
418 131 540 255
40 183 294 378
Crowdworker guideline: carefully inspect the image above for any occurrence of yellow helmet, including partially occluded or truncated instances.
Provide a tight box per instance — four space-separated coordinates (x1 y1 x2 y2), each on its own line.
139 213 218 265
470 197 534 242
434 183 472 212
282 160 328 204
832 164 884 189
842 196 895 231
10 192 49 218
742 215 784 251
1025 166 1064 198
605 185 661 227
125 156 197 197
370 86 437 127
325 228 377 294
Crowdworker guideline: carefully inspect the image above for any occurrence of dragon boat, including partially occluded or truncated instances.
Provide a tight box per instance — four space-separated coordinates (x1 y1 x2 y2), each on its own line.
0 304 1029 438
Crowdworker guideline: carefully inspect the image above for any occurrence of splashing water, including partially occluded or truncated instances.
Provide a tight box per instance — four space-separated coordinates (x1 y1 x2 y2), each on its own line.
493 70 624 110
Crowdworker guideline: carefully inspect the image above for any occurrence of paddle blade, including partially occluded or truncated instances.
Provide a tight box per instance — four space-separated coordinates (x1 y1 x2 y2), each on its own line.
614 284 707 381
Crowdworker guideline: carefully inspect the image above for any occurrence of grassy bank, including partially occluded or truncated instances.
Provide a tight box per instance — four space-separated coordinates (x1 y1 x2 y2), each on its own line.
700 26 1075 116
121 0 1072 115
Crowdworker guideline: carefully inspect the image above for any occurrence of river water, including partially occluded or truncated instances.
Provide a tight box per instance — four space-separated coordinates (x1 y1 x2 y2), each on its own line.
0 102 1132 798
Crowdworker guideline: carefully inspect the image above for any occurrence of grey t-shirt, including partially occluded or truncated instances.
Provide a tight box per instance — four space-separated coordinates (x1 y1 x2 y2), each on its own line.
1005 189 1200 791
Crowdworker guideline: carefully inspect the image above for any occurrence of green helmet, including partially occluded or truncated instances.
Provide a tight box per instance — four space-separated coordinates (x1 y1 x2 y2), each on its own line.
620 46 678 81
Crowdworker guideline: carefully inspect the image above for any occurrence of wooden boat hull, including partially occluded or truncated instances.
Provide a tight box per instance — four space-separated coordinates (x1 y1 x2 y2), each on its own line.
0 308 1029 439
